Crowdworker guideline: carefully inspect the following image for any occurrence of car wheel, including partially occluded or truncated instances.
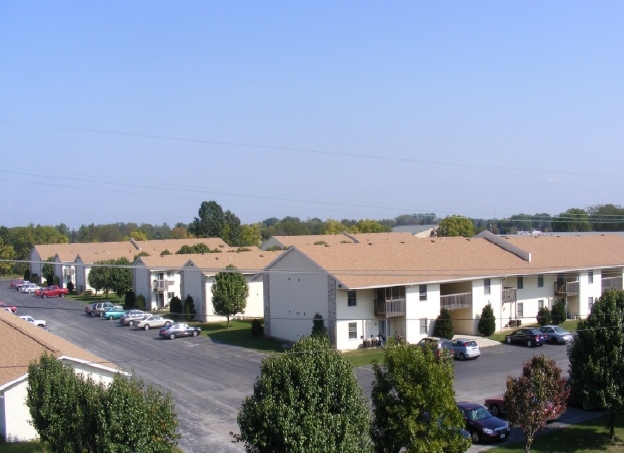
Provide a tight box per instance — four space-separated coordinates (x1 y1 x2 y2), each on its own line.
59 293 64 297
144 324 150 330
506 337 511 344
192 330 198 337
551 337 559 345
527 339 533 347
490 404 500 417
43 294 47 299
129 321 134 326
471 430 481 443
459 353 465 361
165 321 171 326
169 333 175 340
108 316 113 320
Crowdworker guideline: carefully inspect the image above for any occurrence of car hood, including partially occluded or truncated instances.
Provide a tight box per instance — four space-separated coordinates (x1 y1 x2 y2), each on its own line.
472 416 507 430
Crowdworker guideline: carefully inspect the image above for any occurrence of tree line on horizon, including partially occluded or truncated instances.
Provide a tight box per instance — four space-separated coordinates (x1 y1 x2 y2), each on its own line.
1 202 623 275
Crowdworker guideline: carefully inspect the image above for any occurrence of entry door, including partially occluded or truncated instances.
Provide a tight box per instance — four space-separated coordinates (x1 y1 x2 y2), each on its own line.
378 320 386 336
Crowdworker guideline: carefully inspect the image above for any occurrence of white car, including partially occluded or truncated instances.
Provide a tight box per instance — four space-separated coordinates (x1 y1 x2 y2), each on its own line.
21 283 41 293
135 316 171 331
19 315 46 328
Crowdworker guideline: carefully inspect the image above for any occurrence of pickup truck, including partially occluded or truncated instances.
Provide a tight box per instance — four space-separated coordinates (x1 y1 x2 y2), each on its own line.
40 286 69 298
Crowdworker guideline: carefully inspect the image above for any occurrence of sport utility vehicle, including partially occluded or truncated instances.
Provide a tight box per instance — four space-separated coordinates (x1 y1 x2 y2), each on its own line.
91 302 114 317
417 337 454 359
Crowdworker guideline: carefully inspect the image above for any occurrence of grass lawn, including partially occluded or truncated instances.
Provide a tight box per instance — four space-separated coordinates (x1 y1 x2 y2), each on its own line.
0 441 42 452
191 319 286 353
488 412 624 453
488 319 579 343
66 292 125 306
343 347 385 368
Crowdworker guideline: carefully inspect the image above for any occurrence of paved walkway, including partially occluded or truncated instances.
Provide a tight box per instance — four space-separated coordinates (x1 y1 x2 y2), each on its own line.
452 334 501 348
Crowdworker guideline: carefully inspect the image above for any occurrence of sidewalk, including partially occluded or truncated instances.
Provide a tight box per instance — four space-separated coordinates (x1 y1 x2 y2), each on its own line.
452 334 501 348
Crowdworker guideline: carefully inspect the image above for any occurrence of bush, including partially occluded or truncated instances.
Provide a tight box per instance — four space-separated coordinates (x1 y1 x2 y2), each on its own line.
551 300 566 325
53 276 60 286
24 269 31 281
311 313 328 338
170 296 183 320
478 303 496 337
66 281 74 294
184 295 196 321
536 306 552 326
135 294 146 310
124 290 136 309
251 319 264 337
433 308 454 339
30 273 40 284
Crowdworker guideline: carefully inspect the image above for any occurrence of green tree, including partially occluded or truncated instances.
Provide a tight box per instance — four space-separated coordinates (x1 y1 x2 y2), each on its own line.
134 251 150 261
437 216 474 237
568 290 624 441
240 223 262 247
124 229 148 241
169 296 183 320
24 268 31 281
477 303 496 337
125 290 137 309
551 208 592 232
110 257 133 301
433 308 454 339
587 203 624 231
551 300 566 325
536 307 551 326
311 313 328 338
371 341 469 453
212 264 249 329
223 210 243 246
0 237 15 275
170 226 188 239
234 335 371 453
504 354 570 453
190 200 225 238
356 219 390 233
42 256 55 286
88 259 116 298
135 294 146 310
184 294 196 321
320 219 348 235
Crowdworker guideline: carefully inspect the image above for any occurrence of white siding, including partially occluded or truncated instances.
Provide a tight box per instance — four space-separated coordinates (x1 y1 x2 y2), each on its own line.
200 275 264 322
335 288 376 351
579 270 602 318
181 266 204 319
511 274 557 325
1 379 37 442
405 284 441 343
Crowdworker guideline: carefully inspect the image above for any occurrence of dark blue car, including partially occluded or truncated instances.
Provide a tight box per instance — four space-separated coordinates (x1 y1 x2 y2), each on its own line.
505 328 547 347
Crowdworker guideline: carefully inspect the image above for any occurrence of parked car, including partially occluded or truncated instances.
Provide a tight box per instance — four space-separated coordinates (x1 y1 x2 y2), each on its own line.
485 395 566 420
160 323 201 339
35 286 49 296
91 302 114 317
21 283 41 293
451 338 480 361
417 337 454 359
539 325 574 345
135 316 171 331
19 315 46 328
0 302 17 314
9 278 24 289
120 310 147 326
85 302 98 316
505 329 547 347
457 402 510 443
102 306 126 320
15 280 30 291
40 285 69 298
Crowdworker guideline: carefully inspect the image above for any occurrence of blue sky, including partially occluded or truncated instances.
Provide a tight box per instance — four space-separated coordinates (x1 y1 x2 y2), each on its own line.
1 1 622 228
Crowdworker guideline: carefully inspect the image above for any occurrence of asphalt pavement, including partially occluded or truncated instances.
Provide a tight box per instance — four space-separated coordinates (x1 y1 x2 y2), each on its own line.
2 282 601 452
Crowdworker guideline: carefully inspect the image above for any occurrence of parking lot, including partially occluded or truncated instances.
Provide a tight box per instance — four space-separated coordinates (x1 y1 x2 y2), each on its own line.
3 283 598 452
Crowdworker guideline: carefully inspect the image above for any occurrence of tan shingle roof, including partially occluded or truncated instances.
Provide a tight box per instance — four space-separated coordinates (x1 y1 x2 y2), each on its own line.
0 310 119 387
266 232 416 248
185 250 283 275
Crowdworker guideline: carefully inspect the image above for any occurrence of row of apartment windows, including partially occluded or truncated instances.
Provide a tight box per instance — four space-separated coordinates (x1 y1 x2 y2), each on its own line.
348 318 428 340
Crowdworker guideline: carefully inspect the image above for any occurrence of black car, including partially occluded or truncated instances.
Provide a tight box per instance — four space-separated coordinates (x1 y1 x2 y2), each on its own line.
159 323 201 340
457 402 510 443
505 329 547 347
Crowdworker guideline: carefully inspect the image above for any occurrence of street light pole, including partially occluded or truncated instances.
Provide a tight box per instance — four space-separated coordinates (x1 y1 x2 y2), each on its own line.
7 201 10 228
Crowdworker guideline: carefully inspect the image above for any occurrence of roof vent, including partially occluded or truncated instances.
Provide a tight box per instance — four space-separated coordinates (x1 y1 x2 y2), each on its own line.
368 243 373 246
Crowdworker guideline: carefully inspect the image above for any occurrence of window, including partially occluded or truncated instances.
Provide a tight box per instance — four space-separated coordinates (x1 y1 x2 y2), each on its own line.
517 302 524 318
168 292 174 300
420 318 427 334
538 274 544 288
588 297 594 312
538 300 544 310
347 290 357 306
167 271 173 278
348 322 357 339
484 278 491 295
517 276 524 290
419 284 427 301
588 271 594 284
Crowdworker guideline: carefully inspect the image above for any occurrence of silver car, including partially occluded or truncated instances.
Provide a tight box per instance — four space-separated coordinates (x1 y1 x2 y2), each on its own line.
451 338 481 360
135 316 171 331
539 325 574 344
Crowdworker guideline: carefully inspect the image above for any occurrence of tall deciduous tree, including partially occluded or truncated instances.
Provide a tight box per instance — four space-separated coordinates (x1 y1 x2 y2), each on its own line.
223 210 243 246
42 256 55 286
437 216 474 237
239 223 262 247
587 203 624 232
190 200 225 238
234 336 371 453
568 289 624 441
504 354 569 453
110 257 133 301
551 208 592 232
371 341 469 453
212 264 249 328
88 259 116 298
0 237 15 275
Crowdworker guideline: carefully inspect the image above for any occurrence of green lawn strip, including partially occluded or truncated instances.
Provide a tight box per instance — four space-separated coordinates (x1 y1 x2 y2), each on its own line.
488 320 579 343
0 441 43 452
343 347 385 368
189 319 286 353
66 293 124 305
487 412 624 453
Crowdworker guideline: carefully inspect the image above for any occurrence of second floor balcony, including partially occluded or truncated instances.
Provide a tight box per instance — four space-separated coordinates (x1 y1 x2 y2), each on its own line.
554 281 579 296
602 276 623 294
374 298 406 318
502 288 517 303
153 280 174 291
440 292 472 311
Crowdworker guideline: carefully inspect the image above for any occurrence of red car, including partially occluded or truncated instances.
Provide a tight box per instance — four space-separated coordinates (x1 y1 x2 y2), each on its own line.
35 286 49 296
9 279 24 289
0 302 17 313
484 395 565 421
40 285 69 298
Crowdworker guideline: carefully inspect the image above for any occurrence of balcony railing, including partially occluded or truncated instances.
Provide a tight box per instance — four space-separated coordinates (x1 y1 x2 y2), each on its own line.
374 298 406 318
153 280 173 291
440 292 472 310
602 276 623 294
502 288 517 303
554 281 579 296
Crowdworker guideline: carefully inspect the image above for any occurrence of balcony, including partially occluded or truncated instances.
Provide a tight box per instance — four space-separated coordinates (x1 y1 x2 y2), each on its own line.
502 288 517 303
554 281 579 296
374 298 406 318
602 276 623 294
153 280 173 291
440 292 472 310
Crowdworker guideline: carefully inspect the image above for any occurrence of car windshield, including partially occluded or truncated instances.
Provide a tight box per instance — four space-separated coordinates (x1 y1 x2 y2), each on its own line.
465 341 477 347
467 407 492 420
529 330 543 335
553 327 567 333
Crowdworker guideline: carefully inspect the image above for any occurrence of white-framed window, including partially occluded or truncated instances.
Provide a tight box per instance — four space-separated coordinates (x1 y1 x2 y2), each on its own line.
588 297 594 312
517 302 524 318
348 322 357 339
538 274 544 288
419 284 427 301
538 300 544 310
348 290 357 306
588 271 594 284
420 318 427 334
484 278 491 295
517 276 524 290
168 292 174 300
167 271 174 278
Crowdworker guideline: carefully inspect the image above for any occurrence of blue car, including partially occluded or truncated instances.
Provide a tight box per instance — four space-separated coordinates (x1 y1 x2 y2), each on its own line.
505 328 547 347
102 306 125 320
